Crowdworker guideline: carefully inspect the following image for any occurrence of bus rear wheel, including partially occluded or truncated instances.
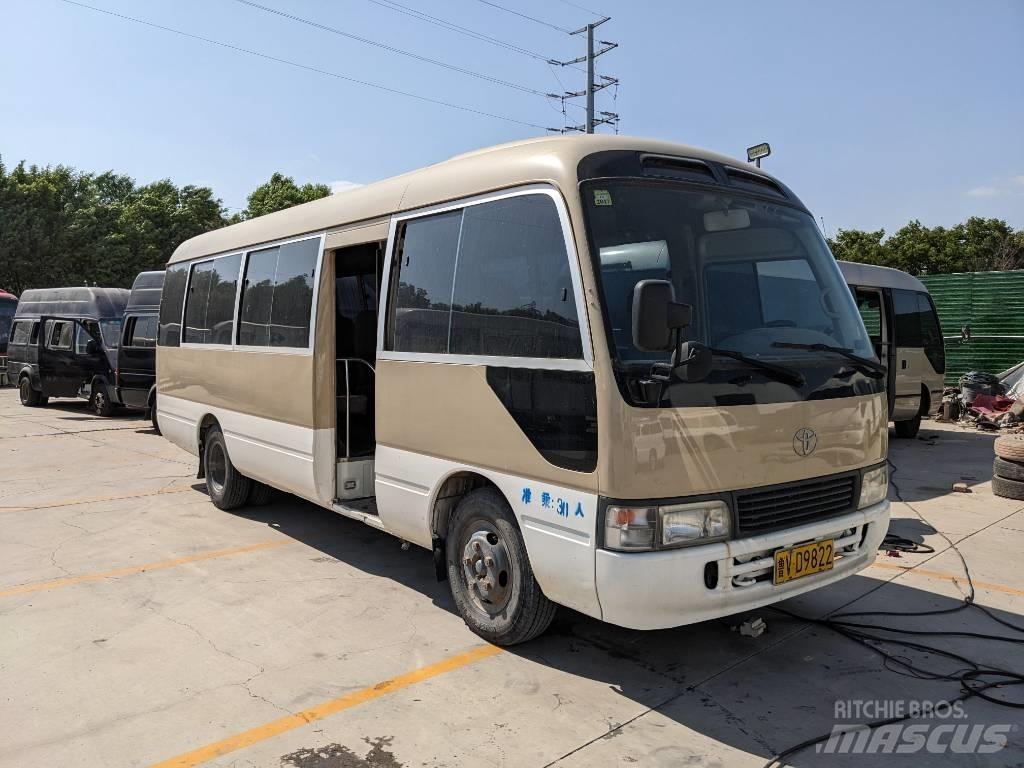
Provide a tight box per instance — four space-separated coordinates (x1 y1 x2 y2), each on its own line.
203 427 251 510
446 487 556 645
894 413 921 439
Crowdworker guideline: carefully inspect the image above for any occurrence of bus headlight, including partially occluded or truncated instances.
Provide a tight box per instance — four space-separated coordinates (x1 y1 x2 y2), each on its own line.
604 506 657 550
858 464 888 509
661 501 730 547
604 501 731 551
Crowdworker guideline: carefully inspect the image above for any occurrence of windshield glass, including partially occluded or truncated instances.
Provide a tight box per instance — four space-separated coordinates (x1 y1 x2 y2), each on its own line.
100 319 122 349
583 181 878 407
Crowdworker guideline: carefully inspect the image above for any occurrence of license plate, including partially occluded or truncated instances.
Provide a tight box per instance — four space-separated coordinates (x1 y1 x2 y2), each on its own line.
773 539 834 586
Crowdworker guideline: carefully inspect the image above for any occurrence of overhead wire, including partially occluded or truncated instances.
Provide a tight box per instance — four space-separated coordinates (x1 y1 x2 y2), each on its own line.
472 0 575 34
229 0 558 99
56 0 550 130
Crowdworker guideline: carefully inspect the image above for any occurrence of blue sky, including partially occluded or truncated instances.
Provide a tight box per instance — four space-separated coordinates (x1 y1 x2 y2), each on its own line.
3 0 1022 234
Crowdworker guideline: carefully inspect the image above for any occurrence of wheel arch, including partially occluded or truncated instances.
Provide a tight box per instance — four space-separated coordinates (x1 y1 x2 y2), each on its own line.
195 413 221 479
918 384 931 417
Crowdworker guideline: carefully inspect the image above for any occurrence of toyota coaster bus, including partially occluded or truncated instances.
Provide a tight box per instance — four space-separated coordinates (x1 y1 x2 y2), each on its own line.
840 261 944 438
156 136 890 645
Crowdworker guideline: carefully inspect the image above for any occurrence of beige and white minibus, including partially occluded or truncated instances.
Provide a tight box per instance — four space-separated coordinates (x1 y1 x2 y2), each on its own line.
157 136 891 645
840 261 945 438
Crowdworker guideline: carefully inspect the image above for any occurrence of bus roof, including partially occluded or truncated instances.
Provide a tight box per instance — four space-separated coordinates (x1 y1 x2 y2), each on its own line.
126 271 165 312
13 287 130 320
169 134 794 265
837 261 930 293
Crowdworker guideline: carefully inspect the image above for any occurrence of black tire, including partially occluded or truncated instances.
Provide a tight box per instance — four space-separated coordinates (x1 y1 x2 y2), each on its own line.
894 413 921 439
446 487 556 645
203 427 251 510
89 381 115 417
19 377 43 407
247 482 275 506
994 457 1024 483
992 474 1024 501
150 396 161 434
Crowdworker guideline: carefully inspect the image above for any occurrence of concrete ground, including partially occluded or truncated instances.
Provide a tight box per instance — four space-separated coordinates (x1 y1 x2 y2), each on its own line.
1 387 1022 768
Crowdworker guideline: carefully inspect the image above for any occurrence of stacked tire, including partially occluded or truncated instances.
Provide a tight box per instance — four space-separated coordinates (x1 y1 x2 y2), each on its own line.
993 435 1024 500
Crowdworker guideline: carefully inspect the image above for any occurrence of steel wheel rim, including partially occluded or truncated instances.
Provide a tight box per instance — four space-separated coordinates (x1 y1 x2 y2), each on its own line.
460 521 513 617
93 390 106 413
207 441 227 495
20 379 30 404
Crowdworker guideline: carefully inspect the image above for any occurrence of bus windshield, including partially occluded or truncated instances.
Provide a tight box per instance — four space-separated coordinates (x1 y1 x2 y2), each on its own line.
583 181 877 406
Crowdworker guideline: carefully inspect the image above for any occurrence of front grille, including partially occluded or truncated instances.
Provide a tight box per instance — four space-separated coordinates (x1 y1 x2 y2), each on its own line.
736 473 857 535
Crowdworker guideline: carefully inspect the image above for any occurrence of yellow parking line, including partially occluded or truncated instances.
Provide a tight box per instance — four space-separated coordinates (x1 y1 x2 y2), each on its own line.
148 644 503 768
0 484 195 514
0 540 292 598
870 560 1024 597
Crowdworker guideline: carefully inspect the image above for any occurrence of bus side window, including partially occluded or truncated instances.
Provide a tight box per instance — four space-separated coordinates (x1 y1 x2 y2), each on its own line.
892 289 922 347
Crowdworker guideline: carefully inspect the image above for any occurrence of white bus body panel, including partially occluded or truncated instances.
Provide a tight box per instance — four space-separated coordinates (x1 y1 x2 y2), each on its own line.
374 444 603 620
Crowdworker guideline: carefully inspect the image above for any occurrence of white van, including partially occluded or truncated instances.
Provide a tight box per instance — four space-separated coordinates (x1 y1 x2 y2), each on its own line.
840 261 945 438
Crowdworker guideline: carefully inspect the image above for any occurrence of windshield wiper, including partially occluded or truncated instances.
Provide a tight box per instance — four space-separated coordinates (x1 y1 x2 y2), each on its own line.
711 348 805 387
771 342 886 378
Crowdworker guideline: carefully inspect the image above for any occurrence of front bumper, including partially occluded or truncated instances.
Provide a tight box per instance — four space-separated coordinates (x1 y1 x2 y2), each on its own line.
596 500 890 630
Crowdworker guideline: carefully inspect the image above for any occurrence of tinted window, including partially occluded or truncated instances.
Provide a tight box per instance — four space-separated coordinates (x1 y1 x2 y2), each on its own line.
237 237 319 348
158 262 189 347
30 321 40 344
917 292 944 373
892 288 923 347
449 196 581 358
11 321 31 345
238 247 277 346
126 315 157 348
388 210 462 353
271 239 318 347
183 254 241 345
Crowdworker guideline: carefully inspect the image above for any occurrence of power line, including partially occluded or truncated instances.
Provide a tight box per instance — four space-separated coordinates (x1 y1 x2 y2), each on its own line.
552 0 606 18
363 0 557 64
473 0 574 34
230 0 557 99
56 0 550 130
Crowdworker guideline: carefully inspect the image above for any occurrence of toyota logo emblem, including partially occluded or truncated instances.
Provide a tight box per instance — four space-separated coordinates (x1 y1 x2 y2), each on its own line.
793 428 817 457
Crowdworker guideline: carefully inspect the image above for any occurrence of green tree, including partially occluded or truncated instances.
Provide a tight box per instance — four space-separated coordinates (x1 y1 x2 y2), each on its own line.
234 172 331 221
0 156 226 293
827 228 888 266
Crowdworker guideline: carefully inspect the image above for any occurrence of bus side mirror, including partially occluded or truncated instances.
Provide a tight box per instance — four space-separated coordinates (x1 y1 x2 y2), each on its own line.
632 280 692 351
85 339 98 355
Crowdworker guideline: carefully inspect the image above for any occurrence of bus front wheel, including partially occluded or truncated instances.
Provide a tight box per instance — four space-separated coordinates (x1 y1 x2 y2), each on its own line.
446 487 556 645
203 427 252 510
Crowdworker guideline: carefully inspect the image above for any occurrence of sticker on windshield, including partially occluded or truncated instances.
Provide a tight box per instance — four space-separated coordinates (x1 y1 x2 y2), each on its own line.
593 189 613 206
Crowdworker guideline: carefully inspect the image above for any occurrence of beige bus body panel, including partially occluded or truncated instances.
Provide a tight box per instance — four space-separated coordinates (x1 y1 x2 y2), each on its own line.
158 347 316 429
374 359 599 493
600 392 887 499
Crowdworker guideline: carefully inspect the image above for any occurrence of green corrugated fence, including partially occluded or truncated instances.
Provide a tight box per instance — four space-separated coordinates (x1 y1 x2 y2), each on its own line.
919 270 1024 384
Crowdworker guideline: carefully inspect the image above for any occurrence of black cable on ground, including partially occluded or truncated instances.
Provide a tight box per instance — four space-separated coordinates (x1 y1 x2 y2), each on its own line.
762 456 1024 767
